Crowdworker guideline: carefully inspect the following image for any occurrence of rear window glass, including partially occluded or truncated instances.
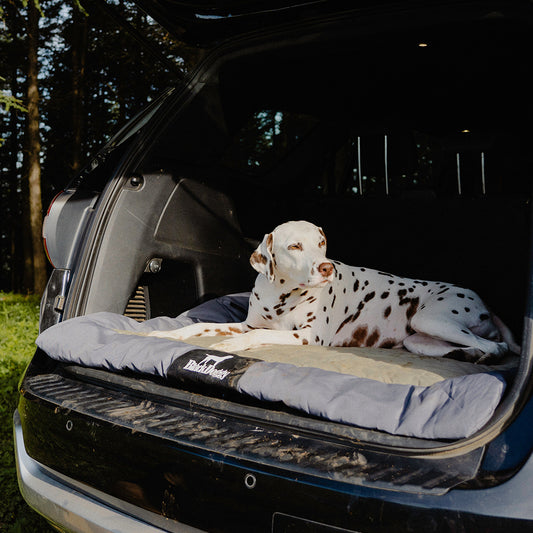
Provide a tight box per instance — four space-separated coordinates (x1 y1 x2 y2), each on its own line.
146 13 532 199
221 110 319 175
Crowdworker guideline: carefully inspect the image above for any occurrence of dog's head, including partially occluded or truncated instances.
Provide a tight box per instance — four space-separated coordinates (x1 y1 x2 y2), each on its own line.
250 220 335 287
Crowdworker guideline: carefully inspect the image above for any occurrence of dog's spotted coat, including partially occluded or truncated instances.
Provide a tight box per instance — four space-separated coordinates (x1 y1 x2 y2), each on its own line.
150 221 520 363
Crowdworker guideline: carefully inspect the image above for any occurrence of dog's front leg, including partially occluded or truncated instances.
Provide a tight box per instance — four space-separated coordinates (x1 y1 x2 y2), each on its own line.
210 328 312 352
147 322 248 341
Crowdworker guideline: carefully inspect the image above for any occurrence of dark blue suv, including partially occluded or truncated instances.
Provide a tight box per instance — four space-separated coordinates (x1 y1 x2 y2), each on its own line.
14 1 533 531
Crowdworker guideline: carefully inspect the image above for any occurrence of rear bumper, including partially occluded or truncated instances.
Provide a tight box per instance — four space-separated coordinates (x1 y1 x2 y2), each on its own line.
13 409 204 533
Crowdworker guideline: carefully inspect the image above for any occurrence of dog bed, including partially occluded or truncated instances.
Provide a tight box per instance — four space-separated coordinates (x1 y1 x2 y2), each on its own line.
36 293 516 439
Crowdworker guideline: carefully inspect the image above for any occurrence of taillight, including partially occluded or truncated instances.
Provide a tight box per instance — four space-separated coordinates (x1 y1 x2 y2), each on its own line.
42 190 64 268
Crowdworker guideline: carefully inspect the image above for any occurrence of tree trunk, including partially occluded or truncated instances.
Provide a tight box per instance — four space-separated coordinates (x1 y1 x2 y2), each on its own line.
25 0 47 294
9 68 23 293
71 7 88 174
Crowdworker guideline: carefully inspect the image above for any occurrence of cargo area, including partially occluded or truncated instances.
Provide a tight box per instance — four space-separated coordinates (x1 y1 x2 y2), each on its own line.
45 12 529 439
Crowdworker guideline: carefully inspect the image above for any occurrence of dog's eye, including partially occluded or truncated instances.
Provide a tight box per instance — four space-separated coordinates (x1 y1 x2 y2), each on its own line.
288 243 303 251
319 240 326 248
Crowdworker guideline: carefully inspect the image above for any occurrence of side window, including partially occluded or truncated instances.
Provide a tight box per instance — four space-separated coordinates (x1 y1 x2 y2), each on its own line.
221 109 528 198
220 110 442 197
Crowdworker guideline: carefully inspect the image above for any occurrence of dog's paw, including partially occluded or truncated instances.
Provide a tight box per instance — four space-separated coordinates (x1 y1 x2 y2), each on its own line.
148 322 241 341
147 329 187 341
475 342 509 364
210 336 259 352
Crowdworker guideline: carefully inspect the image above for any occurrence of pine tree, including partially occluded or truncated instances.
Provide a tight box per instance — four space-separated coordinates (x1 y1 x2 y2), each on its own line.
24 0 47 293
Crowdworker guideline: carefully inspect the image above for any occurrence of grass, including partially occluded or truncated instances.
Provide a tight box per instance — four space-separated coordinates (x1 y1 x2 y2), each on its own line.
0 292 54 532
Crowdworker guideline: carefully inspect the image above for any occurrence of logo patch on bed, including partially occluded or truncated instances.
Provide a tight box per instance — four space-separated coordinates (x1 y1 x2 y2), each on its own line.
183 354 233 380
168 349 259 389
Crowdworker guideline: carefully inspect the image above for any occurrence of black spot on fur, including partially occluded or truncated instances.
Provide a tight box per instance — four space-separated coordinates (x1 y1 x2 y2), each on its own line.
457 293 465 298
379 339 396 349
366 328 380 347
339 273 343 280
437 287 450 295
364 291 376 302
328 286 333 295
331 294 336 307
383 306 392 318
344 306 349 314
348 325 368 347
452 309 459 314
353 280 359 292
279 292 292 304
465 307 470 312
336 315 353 334
480 313 489 321
405 298 419 320
381 291 389 299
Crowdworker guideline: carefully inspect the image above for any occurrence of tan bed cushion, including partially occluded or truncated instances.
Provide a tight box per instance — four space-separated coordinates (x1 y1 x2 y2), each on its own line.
183 336 516 387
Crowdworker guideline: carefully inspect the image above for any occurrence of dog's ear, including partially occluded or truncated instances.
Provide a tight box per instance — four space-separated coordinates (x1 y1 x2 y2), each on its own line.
250 232 275 282
318 227 327 250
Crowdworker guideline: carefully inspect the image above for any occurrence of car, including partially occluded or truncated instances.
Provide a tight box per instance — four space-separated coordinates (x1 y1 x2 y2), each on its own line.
14 0 533 531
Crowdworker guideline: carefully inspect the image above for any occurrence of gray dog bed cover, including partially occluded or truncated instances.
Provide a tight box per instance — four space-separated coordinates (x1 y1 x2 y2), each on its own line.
36 293 509 439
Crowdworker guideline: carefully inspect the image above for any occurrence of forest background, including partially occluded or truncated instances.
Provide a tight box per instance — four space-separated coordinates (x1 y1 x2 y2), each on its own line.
1 0 197 294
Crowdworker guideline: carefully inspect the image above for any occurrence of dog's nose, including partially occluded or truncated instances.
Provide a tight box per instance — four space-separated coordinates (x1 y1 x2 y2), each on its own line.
318 262 334 278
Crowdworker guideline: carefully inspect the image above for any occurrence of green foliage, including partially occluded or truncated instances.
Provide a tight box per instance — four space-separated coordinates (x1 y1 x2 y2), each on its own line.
0 86 27 114
0 292 53 532
0 80 27 147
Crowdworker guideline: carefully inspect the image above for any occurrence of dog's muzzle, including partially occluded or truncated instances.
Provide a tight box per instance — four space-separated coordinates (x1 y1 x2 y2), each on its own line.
318 262 334 278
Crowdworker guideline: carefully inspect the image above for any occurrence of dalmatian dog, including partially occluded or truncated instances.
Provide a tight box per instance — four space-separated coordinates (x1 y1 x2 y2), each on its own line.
149 220 520 363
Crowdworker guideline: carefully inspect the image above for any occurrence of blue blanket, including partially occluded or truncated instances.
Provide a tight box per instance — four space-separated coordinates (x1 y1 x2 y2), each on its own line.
36 293 506 439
